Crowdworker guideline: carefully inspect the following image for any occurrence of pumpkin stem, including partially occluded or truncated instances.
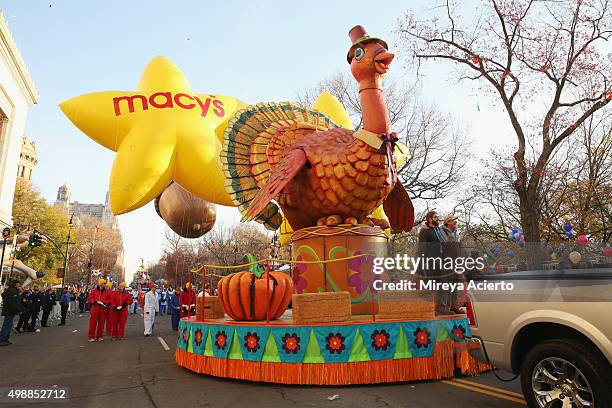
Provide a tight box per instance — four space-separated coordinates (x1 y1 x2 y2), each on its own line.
244 253 265 278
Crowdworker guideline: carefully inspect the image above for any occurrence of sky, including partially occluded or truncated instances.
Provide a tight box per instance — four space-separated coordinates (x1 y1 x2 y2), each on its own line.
2 1 517 283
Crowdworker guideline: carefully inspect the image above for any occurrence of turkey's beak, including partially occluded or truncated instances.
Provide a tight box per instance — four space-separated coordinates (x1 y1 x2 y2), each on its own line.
374 51 394 74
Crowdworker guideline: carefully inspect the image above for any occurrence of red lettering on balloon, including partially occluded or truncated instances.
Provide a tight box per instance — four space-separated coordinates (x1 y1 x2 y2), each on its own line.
111 92 222 117
213 99 225 117
149 92 174 109
194 96 211 117
113 95 148 116
174 93 196 109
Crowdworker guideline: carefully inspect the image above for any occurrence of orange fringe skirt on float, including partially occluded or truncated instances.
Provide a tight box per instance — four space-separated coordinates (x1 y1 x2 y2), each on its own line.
175 340 491 385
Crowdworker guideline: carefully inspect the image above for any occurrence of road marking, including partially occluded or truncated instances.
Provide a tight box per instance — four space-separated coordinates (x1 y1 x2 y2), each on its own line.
452 378 525 398
441 380 527 405
157 337 170 351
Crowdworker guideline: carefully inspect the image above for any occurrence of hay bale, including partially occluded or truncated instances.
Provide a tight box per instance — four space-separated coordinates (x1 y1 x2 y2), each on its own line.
292 292 351 324
196 293 224 320
377 290 435 320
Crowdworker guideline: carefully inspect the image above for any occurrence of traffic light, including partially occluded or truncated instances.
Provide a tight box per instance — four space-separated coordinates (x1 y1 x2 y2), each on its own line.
28 232 44 247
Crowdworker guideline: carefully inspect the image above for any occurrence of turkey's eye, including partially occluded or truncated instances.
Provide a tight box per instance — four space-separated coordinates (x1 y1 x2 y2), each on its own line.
354 48 365 61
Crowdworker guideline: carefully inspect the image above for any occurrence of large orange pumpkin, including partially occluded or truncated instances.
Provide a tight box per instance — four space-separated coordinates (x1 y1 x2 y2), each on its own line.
217 255 293 321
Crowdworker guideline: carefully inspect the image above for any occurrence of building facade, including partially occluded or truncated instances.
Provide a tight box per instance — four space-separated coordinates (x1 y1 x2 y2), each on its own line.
0 12 38 226
17 135 37 183
54 184 118 229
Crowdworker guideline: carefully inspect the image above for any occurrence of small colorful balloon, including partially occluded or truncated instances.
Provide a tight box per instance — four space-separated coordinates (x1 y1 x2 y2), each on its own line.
577 235 588 246
569 251 582 265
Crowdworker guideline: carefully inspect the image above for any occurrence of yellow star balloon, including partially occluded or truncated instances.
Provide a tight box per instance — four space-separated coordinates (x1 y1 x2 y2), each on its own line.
60 56 247 214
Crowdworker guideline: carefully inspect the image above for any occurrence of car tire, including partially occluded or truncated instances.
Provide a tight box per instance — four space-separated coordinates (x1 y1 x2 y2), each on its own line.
520 338 612 408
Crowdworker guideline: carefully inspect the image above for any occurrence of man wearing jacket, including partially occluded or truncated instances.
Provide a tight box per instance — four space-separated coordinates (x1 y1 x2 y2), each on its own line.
59 287 71 325
440 215 463 314
87 279 111 342
40 288 56 327
166 287 174 312
170 288 181 331
28 286 42 329
159 289 167 315
179 282 196 318
143 284 159 336
416 211 451 316
78 290 87 313
15 288 32 332
104 281 114 336
110 282 132 340
0 279 25 346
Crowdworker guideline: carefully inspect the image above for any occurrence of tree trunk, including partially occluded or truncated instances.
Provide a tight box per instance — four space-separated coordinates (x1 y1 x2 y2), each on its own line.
518 187 543 270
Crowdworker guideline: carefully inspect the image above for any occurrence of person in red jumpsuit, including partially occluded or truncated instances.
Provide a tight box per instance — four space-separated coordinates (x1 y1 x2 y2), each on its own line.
87 279 111 342
105 281 114 336
137 290 145 311
110 281 132 340
179 282 197 318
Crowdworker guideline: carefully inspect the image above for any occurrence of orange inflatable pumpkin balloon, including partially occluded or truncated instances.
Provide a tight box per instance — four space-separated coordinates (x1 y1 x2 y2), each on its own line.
155 182 216 238
217 259 293 321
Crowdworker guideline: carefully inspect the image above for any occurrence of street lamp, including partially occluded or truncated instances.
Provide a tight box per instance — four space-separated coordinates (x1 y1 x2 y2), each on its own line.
61 214 74 288
85 225 98 290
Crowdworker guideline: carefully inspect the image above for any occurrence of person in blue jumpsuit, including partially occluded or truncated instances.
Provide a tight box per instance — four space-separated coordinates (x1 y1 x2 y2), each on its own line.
170 289 181 331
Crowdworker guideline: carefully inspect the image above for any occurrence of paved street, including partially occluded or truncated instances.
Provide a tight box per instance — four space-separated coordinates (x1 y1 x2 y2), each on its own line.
0 313 526 408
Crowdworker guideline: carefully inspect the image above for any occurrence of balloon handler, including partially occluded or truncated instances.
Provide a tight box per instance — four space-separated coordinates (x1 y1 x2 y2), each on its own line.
110 282 132 340
143 283 159 336
105 281 114 336
170 289 181 331
87 278 111 342
179 282 196 318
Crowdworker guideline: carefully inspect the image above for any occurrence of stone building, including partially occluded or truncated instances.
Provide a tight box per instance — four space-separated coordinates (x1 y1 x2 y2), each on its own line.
54 184 118 229
17 135 37 183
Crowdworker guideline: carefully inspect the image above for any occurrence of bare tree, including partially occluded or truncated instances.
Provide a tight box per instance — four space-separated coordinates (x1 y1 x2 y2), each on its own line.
462 107 612 245
399 0 611 265
163 229 182 255
296 71 471 206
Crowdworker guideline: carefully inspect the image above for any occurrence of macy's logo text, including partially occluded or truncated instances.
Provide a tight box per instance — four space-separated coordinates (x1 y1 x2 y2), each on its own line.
112 93 225 117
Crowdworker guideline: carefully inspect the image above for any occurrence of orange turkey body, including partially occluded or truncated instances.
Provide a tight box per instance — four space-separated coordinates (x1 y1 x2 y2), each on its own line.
273 128 395 230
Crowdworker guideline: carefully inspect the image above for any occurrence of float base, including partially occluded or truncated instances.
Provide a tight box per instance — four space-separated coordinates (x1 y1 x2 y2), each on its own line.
175 313 489 385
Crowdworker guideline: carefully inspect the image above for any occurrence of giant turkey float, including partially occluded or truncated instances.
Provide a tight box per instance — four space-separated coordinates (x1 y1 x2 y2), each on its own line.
60 25 488 385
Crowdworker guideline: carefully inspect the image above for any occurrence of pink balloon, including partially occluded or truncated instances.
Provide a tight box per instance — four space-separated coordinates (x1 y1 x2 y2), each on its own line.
577 235 588 246
603 247 612 257
514 233 521 240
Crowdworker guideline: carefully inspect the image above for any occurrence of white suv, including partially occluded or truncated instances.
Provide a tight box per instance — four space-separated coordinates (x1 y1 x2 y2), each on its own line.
467 268 612 407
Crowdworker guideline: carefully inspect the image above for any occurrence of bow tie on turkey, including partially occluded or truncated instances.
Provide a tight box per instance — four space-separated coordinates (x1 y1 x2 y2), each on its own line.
353 129 401 186
381 132 398 186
